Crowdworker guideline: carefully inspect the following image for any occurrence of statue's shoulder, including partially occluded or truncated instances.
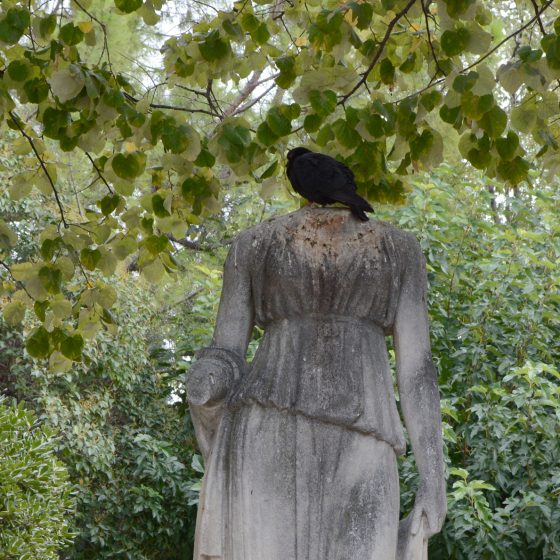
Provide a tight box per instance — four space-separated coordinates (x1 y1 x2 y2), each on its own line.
370 221 425 269
230 210 300 247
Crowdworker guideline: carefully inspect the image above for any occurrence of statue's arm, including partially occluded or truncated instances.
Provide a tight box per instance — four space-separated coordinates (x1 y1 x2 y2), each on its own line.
187 234 254 407
393 236 446 538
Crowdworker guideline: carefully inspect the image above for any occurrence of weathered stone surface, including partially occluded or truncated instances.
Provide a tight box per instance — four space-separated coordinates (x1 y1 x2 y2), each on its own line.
186 207 446 560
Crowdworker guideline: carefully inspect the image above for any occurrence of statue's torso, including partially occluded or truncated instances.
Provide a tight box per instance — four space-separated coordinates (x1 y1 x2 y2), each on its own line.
228 208 415 453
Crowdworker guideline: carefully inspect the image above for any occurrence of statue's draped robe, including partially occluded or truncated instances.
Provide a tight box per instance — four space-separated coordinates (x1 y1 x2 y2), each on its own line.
190 208 429 560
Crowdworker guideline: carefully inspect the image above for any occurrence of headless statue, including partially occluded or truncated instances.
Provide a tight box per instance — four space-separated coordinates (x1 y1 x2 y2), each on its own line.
187 207 446 560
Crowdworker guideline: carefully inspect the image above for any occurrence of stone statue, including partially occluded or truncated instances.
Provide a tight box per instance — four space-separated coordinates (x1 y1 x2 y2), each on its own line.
186 207 446 560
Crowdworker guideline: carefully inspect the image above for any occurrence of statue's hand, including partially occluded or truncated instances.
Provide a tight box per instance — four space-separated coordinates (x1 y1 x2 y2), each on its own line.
186 358 233 406
410 481 447 538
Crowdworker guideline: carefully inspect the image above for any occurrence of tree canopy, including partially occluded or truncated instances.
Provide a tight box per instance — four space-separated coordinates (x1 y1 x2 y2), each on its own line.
1 0 560 358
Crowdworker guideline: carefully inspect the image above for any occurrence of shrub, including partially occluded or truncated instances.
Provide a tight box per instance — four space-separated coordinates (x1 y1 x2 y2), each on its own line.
0 396 75 559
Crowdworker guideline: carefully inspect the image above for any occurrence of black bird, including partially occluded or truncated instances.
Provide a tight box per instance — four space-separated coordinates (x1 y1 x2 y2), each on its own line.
286 147 373 221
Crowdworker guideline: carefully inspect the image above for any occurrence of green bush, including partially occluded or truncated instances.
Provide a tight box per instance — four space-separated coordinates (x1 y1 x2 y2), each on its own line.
392 168 560 559
0 396 75 559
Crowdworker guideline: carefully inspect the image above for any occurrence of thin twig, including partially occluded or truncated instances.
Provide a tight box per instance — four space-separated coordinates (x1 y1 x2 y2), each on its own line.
122 91 218 116
9 111 68 228
231 83 276 116
341 0 417 103
422 0 446 77
0 260 34 299
85 152 113 194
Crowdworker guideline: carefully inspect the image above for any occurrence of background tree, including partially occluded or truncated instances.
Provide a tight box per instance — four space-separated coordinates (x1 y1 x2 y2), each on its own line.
1 0 560 355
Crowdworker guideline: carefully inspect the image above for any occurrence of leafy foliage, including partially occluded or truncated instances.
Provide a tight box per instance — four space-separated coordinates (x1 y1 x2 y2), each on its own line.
2 0 560 359
390 167 560 559
0 0 559 557
0 396 75 559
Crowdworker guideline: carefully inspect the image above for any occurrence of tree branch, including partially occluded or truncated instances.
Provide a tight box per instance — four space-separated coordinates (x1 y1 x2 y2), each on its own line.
223 70 266 117
231 83 276 117
530 0 546 34
395 0 554 105
341 0 417 103
9 111 68 228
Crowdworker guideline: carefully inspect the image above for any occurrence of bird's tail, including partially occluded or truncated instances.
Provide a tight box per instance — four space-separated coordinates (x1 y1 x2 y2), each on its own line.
350 205 371 221
349 197 374 222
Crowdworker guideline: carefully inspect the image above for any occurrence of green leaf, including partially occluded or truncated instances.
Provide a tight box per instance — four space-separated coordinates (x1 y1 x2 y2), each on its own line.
332 119 360 148
240 13 259 32
256 122 278 146
443 0 475 17
222 18 243 38
115 0 143 13
251 22 270 44
304 114 322 133
275 55 297 89
59 23 85 46
541 34 560 70
410 130 434 162
309 90 337 117
510 104 537 133
144 234 169 255
379 58 395 85
315 124 334 146
26 326 50 358
194 148 216 168
182 175 210 199
49 65 86 103
112 152 146 179
7 60 32 82
142 259 165 283
98 194 121 216
199 30 230 61
38 265 62 294
348 2 373 30
42 108 70 140
38 14 56 39
441 27 470 57
259 160 278 180
217 123 251 162
478 105 507 138
461 92 494 120
23 78 49 103
453 71 478 93
399 52 417 74
80 248 102 271
0 219 17 250
497 156 530 185
496 131 519 161
152 192 171 217
420 90 443 112
60 334 84 361
0 8 30 44
266 107 292 136
439 104 462 126
467 146 491 170
34 300 49 321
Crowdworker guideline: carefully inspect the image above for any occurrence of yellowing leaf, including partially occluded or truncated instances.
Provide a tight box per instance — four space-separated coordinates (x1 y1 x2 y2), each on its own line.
3 301 26 325
78 21 93 33
49 350 73 373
